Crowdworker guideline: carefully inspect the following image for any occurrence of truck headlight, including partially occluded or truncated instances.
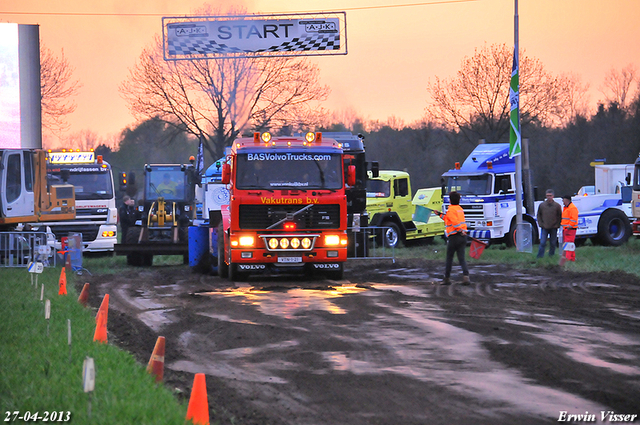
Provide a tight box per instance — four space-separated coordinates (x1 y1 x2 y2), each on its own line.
324 235 340 246
239 236 254 247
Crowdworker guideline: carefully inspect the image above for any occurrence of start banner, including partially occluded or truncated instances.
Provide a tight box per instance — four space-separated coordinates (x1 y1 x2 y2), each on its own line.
163 12 347 60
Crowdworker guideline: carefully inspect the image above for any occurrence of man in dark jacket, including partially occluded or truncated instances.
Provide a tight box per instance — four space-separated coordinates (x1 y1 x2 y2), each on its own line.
118 195 137 241
536 189 562 258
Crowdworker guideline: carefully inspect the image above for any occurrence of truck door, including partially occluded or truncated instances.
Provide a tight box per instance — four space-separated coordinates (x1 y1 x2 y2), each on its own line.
1 150 34 218
394 177 411 221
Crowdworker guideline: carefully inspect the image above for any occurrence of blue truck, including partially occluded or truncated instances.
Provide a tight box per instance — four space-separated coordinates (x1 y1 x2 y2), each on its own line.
441 143 632 247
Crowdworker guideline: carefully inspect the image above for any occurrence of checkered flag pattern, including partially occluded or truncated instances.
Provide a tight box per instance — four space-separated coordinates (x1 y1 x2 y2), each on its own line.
168 34 340 57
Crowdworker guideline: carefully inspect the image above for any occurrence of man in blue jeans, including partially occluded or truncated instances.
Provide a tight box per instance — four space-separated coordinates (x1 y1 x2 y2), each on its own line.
536 189 562 258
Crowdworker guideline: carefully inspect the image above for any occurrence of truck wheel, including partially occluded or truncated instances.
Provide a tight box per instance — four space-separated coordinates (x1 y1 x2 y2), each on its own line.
229 263 245 282
596 209 631 246
142 254 153 267
217 223 228 278
507 218 538 247
381 221 401 248
506 221 516 247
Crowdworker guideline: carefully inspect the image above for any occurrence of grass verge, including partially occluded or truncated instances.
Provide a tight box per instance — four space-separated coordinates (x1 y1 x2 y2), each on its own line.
0 267 188 425
394 236 640 278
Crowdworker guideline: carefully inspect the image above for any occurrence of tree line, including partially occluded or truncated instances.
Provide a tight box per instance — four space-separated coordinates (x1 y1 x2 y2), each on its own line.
40 5 640 200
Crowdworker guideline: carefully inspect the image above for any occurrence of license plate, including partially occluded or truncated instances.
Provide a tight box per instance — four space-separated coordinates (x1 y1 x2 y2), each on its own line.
277 256 302 263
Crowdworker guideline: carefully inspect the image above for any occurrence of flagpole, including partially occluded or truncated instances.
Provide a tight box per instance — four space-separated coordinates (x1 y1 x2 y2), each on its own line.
513 0 524 251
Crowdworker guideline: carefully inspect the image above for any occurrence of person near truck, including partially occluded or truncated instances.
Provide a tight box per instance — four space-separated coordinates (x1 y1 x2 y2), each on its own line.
434 191 470 285
156 173 178 196
119 195 137 241
536 189 562 258
561 195 579 262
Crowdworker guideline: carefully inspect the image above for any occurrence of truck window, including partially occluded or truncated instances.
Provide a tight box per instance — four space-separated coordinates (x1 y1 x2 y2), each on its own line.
446 174 491 196
366 180 390 198
236 153 343 190
494 174 512 194
23 151 33 192
394 178 409 197
146 169 185 201
6 153 22 203
49 168 114 200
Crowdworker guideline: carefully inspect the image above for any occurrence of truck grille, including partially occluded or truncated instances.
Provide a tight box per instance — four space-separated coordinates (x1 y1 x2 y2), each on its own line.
48 225 99 242
239 204 341 230
460 204 485 220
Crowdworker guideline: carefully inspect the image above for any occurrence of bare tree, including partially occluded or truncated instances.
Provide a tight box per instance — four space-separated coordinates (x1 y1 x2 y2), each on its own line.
425 43 586 144
121 18 329 159
40 42 82 133
600 64 638 110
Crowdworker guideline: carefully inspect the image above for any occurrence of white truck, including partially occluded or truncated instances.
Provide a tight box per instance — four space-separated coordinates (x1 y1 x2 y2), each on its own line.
442 143 633 247
43 150 118 252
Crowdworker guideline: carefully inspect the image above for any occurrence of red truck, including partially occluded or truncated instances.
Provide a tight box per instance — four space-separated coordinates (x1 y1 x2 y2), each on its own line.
217 132 355 281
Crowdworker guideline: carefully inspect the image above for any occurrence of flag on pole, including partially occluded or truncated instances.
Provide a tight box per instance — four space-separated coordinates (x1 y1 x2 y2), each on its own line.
196 136 205 175
509 47 521 158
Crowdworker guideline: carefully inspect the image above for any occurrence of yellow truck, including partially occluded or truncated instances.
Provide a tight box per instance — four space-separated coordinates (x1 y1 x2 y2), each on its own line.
366 170 444 247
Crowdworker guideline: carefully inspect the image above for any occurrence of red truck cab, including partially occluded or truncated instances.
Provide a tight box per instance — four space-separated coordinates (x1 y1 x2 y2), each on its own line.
217 132 355 280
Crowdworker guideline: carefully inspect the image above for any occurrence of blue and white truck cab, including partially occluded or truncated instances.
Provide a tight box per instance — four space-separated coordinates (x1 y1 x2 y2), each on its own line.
441 143 534 246
442 143 633 247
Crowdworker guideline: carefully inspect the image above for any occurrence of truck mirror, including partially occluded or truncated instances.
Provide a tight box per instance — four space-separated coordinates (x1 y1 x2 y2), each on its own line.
221 163 231 184
60 169 70 183
440 178 446 198
347 165 356 187
626 173 631 185
370 161 379 178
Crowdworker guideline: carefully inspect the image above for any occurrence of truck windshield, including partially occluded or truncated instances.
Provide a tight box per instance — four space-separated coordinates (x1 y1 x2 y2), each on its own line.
236 153 343 190
446 174 492 196
366 179 390 198
146 168 186 201
48 169 113 200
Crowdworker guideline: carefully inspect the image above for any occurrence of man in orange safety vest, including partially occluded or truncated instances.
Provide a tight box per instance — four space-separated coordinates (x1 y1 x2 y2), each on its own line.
561 195 579 262
435 191 470 285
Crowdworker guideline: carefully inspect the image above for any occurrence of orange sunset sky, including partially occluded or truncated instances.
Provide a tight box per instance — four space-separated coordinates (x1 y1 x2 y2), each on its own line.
1 0 639 145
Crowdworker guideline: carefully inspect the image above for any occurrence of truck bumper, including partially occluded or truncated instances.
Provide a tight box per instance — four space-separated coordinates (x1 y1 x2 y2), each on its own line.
467 229 493 240
230 248 347 265
633 220 640 236
114 243 188 256
50 224 117 253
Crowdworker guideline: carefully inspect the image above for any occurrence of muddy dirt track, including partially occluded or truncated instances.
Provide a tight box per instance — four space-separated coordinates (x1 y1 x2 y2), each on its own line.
81 259 640 425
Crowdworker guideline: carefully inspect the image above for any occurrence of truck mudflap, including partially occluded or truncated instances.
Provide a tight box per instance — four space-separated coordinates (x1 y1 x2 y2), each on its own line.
633 220 640 236
467 230 491 240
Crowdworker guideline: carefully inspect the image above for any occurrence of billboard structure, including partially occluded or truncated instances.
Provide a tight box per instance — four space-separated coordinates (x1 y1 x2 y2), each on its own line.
162 12 347 61
0 23 41 149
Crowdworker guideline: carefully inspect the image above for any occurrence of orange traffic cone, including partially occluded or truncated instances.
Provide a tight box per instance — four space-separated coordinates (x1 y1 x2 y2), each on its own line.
96 294 109 323
93 294 109 343
58 268 67 295
78 283 90 307
93 308 107 343
146 336 165 382
186 373 209 425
